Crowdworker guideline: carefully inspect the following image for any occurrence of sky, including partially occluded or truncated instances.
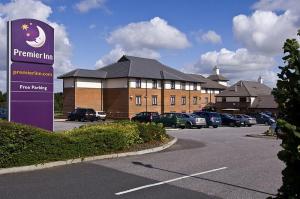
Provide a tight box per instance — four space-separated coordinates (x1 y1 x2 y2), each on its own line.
0 0 300 92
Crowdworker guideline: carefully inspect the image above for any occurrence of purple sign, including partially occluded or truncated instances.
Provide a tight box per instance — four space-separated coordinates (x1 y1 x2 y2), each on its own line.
11 19 54 65
8 19 54 131
10 63 53 131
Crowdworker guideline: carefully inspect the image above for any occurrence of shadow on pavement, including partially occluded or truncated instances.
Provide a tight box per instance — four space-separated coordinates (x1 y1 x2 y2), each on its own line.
132 161 276 197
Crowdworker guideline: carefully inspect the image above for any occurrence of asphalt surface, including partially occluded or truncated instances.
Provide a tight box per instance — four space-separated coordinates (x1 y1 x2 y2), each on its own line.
0 125 283 199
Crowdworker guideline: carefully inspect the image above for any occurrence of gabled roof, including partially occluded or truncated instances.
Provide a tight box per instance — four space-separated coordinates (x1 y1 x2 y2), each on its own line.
208 74 229 81
216 81 272 97
99 55 204 82
58 69 107 79
187 74 227 90
250 95 278 109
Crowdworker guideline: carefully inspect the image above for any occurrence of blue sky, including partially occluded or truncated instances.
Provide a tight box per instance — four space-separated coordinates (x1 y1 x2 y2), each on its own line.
0 0 300 91
49 0 254 67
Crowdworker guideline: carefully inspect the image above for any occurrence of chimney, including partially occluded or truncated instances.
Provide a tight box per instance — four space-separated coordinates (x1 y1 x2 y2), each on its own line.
213 65 220 75
258 76 263 84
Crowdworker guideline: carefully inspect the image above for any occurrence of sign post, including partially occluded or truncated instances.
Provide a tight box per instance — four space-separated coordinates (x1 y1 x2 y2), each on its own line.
7 19 54 131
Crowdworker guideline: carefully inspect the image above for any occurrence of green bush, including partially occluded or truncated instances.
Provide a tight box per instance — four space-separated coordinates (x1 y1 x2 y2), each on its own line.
0 120 168 168
136 122 168 143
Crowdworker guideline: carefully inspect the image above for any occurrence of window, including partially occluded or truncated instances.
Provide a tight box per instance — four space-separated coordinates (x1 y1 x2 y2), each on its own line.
193 83 197 90
205 97 209 103
181 96 186 105
171 81 175 89
135 96 142 106
181 82 186 90
152 95 158 105
193 96 197 105
240 97 246 102
152 80 157 89
136 78 141 88
170 95 175 105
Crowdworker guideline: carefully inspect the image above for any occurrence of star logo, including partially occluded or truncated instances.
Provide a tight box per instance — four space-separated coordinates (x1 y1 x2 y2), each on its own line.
21 24 29 31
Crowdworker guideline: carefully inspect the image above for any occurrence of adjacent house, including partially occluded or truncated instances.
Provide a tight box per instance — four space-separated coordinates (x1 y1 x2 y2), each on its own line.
215 77 278 114
58 55 226 119
207 66 229 87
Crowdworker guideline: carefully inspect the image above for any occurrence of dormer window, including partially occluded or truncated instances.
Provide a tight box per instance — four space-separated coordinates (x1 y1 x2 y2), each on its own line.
181 82 186 90
193 83 197 90
136 78 141 88
171 81 175 89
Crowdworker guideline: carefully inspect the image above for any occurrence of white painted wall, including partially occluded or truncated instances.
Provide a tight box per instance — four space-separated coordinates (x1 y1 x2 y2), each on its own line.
218 81 228 87
250 97 256 105
175 81 181 89
64 78 74 88
226 97 239 102
164 81 171 89
197 83 201 91
104 78 127 88
214 90 220 94
76 78 102 88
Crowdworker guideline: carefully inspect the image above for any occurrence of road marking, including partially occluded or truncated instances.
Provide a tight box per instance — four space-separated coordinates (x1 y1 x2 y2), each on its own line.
115 167 227 196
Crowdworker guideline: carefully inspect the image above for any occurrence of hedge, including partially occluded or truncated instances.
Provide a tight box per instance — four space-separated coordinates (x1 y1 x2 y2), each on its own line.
0 120 168 168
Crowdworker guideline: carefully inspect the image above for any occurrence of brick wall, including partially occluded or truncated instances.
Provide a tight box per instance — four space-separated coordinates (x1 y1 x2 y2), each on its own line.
75 88 102 112
63 88 75 116
128 88 162 118
103 88 129 119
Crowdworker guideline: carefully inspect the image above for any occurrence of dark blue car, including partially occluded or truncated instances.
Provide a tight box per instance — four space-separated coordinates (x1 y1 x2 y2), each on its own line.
0 108 7 120
193 111 222 128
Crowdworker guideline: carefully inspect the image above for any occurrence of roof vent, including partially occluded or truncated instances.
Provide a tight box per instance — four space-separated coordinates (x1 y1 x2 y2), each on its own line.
258 76 263 84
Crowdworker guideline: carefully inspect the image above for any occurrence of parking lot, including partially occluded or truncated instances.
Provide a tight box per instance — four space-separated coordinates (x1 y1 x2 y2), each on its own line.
1 124 283 199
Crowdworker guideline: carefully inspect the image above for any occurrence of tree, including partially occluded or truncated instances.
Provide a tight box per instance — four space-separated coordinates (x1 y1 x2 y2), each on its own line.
54 92 63 113
271 30 300 198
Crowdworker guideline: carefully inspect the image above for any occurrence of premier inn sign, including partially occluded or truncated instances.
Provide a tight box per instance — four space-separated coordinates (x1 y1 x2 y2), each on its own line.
7 19 54 131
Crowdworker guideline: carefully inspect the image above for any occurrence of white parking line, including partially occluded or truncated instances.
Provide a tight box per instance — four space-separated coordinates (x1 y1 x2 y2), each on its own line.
115 167 227 196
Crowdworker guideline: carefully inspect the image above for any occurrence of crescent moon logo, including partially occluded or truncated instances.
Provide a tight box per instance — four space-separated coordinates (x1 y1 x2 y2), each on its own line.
26 26 46 48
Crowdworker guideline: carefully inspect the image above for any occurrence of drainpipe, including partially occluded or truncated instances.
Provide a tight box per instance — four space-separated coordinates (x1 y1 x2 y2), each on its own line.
100 79 103 111
188 82 191 113
145 79 148 112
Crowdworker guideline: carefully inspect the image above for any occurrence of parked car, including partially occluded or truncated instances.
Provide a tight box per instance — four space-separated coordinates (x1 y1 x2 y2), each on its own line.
193 111 222 128
68 108 97 122
234 114 257 127
0 108 7 120
220 113 241 127
251 113 276 125
131 112 159 123
153 113 187 128
96 111 107 121
181 113 207 129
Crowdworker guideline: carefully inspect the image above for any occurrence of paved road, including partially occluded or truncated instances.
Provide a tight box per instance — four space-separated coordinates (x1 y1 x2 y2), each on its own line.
0 125 283 199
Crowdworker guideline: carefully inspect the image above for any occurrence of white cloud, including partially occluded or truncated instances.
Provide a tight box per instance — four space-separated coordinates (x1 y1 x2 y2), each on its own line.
253 0 300 15
183 48 277 87
96 17 190 68
75 0 106 13
0 0 73 92
58 5 67 12
233 10 299 55
201 30 222 44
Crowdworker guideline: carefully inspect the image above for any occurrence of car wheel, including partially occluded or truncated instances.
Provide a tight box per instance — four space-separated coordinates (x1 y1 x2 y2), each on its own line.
197 126 202 129
171 124 176 128
213 125 218 128
229 122 234 127
247 124 252 127
102 119 106 121
185 122 192 129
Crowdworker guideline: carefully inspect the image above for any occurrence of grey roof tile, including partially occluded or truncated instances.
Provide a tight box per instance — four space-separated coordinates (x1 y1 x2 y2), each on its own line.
58 69 107 79
187 74 227 89
208 74 229 81
250 95 278 109
216 81 272 97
